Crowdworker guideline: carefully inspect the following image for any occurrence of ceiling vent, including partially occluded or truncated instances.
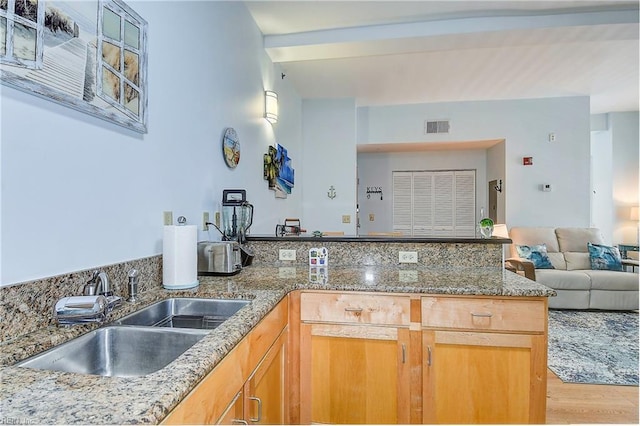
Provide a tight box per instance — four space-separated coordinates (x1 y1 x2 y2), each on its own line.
424 119 450 134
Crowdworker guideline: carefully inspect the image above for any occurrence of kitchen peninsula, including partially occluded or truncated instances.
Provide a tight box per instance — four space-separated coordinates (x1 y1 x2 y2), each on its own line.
0 237 555 424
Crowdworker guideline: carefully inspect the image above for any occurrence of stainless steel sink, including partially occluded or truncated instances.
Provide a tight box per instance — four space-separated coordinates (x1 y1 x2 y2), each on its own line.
114 298 250 329
17 326 207 377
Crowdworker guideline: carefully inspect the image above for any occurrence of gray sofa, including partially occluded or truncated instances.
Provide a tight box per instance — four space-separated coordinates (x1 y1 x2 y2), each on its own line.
506 227 638 310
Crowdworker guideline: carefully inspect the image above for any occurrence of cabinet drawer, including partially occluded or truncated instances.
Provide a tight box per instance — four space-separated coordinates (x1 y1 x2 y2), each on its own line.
421 297 545 332
301 292 410 326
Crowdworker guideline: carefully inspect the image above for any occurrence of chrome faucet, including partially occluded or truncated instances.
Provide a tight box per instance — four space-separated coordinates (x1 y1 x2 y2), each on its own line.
84 270 112 297
56 271 122 326
82 270 121 311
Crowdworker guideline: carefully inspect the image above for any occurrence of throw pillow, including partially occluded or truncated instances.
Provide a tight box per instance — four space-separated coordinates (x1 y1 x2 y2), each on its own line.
587 242 623 271
515 244 555 269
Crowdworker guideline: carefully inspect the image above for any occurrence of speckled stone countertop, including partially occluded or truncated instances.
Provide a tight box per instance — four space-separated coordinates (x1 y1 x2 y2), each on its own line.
0 265 554 425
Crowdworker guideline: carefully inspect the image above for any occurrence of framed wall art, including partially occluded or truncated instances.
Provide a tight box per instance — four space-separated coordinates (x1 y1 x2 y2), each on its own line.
263 143 294 199
0 0 148 133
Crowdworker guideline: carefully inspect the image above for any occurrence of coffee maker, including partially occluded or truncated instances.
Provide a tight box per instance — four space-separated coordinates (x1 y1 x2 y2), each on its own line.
221 189 253 244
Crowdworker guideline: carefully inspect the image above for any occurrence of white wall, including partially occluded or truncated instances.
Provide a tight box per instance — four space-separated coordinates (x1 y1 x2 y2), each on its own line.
357 97 592 229
357 149 487 235
0 1 302 286
589 112 639 245
590 129 614 243
610 112 639 244
301 98 357 234
486 141 506 224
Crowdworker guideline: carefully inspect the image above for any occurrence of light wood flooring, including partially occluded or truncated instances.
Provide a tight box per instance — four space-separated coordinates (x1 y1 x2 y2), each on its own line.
546 369 639 424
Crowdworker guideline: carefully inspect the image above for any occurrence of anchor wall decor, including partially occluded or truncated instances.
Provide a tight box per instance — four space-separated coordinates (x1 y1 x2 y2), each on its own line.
327 186 337 199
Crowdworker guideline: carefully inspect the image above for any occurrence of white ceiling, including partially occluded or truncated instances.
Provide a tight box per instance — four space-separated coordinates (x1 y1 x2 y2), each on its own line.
245 1 639 115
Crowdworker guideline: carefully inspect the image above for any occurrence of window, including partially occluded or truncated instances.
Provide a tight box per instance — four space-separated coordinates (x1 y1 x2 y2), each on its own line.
0 0 45 68
97 0 146 121
393 170 476 237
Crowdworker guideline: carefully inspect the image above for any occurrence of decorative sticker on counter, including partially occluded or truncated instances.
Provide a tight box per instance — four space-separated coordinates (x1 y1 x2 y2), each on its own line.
309 247 328 266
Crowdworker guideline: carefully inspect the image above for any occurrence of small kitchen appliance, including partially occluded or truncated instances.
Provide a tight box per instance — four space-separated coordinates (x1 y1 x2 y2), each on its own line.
221 189 254 244
197 241 242 276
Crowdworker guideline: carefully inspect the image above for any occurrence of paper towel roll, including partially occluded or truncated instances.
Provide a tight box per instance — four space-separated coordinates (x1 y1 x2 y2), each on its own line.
163 225 199 290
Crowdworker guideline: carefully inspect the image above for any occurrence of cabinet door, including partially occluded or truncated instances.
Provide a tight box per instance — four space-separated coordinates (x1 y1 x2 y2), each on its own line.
245 328 288 424
300 323 411 424
423 330 546 424
216 391 244 425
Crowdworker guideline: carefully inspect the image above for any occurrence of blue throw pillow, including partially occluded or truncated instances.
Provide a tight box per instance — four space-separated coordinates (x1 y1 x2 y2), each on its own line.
516 244 555 269
588 242 623 271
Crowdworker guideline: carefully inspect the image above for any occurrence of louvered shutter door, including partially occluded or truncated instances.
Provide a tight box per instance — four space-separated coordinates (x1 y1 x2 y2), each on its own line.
454 170 476 237
412 172 432 236
433 171 454 236
393 170 475 237
392 172 412 235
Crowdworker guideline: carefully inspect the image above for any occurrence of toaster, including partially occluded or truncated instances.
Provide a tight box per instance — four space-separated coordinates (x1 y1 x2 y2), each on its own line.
198 241 242 276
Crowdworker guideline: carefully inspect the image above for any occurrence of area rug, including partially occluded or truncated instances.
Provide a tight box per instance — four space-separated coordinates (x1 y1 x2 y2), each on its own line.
547 310 638 386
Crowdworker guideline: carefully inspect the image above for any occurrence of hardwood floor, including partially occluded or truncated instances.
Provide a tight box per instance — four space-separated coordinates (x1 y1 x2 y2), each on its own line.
546 369 639 424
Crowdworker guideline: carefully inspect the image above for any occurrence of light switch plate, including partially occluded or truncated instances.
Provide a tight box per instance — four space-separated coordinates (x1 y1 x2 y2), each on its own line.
342 215 351 224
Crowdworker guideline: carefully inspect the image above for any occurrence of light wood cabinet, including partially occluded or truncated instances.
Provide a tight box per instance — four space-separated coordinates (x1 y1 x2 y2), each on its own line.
421 295 548 424
216 391 243 425
165 290 549 425
298 291 414 424
243 328 288 424
162 297 289 425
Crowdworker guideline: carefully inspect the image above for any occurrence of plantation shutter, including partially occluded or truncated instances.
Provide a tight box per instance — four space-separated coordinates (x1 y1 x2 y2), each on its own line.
392 170 476 237
412 172 432 236
454 171 476 237
432 171 454 236
392 172 412 235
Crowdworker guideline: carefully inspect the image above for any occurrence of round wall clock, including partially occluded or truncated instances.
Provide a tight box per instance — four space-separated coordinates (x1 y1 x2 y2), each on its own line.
222 127 240 168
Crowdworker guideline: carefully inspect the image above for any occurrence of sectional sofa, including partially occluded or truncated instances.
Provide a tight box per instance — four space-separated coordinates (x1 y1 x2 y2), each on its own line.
505 227 638 310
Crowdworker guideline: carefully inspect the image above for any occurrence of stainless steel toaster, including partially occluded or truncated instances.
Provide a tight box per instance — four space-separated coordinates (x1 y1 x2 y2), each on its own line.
197 241 242 275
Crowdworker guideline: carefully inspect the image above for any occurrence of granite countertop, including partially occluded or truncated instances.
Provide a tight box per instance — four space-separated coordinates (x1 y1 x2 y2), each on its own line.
0 265 554 425
247 235 512 244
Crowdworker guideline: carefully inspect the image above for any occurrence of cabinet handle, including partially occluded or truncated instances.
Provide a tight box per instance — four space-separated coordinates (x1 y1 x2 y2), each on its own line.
427 345 432 366
344 307 363 312
470 312 493 318
401 343 406 364
249 396 262 423
232 421 248 425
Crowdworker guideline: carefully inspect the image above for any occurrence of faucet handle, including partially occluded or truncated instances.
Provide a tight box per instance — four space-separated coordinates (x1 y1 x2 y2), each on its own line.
83 271 100 296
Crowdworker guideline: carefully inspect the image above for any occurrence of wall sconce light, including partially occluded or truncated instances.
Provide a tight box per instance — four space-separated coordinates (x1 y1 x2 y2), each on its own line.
264 90 278 124
494 179 503 193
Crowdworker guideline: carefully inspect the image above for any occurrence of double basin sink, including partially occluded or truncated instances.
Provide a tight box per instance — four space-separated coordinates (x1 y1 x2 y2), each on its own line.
17 298 250 377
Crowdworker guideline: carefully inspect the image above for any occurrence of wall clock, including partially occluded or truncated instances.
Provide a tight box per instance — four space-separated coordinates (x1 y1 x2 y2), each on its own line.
222 127 240 168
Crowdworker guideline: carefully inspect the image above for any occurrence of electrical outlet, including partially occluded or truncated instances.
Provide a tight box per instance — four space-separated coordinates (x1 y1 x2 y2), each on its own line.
279 249 296 261
215 211 220 227
203 212 210 231
342 215 351 224
399 251 418 263
163 211 173 226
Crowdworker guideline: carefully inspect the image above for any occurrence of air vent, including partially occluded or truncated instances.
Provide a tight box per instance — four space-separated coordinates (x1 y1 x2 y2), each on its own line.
424 119 450 134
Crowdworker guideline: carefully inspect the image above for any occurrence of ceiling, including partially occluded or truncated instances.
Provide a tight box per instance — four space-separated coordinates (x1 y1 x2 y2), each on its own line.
245 1 639 116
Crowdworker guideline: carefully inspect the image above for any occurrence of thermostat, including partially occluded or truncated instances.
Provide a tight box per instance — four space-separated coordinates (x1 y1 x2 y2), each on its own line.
542 184 552 192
